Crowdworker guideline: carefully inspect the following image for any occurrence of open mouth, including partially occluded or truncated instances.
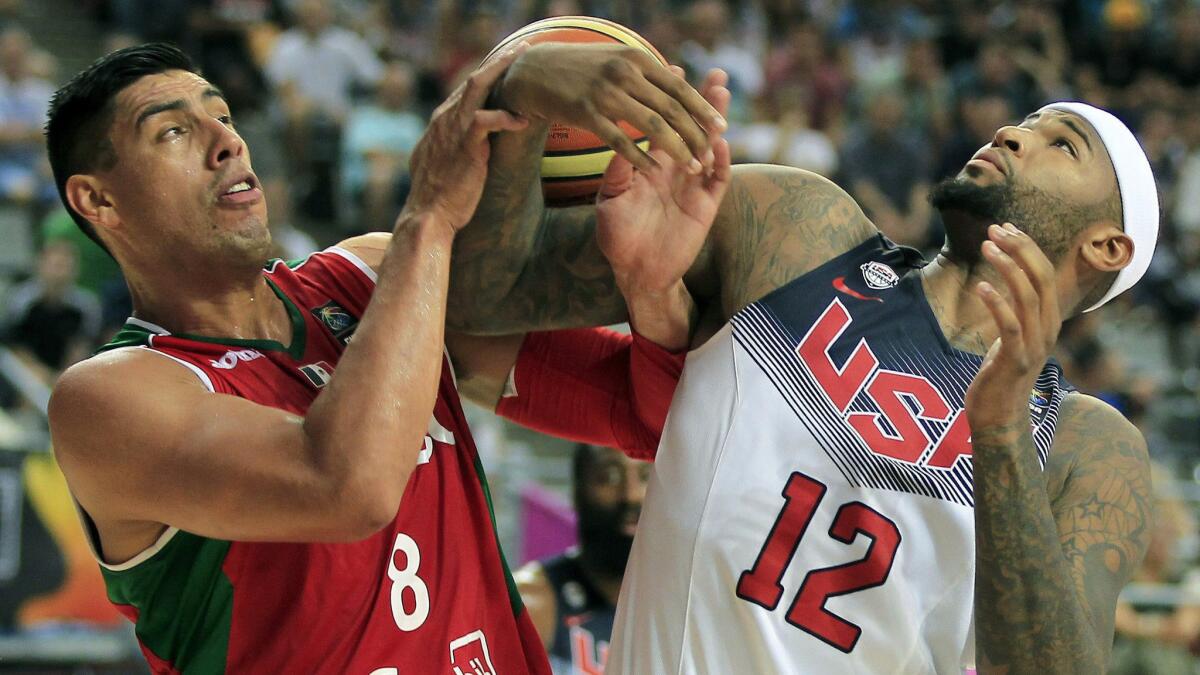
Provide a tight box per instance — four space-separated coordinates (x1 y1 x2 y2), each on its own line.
217 174 262 205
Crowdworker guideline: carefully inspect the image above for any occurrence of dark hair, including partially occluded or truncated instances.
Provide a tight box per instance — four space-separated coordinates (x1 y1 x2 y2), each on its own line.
45 43 198 256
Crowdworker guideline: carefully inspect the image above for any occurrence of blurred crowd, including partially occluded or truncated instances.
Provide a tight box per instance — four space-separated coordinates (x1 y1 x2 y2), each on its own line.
0 0 1195 671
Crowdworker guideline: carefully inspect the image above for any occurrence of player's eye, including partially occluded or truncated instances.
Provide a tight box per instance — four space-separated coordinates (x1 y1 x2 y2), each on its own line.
217 114 234 127
1053 137 1076 158
161 125 186 140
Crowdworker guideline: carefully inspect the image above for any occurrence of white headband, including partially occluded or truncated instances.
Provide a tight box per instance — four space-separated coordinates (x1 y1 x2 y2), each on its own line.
1038 101 1158 312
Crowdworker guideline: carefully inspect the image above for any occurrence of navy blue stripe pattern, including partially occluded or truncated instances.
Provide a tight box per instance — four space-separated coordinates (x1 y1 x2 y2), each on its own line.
732 301 1069 507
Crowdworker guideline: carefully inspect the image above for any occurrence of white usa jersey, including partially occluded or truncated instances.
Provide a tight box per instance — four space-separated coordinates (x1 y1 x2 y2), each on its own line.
608 235 1072 674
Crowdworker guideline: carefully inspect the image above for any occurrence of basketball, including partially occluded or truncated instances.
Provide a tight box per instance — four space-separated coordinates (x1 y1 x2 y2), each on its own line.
487 17 668 205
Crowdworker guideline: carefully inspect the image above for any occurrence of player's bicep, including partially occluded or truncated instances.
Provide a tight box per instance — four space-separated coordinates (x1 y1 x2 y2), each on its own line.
50 351 367 543
336 232 391 272
711 165 878 318
1049 395 1153 646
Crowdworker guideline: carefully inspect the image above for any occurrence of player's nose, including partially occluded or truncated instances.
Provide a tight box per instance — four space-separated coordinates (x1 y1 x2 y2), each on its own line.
205 117 245 169
992 125 1027 157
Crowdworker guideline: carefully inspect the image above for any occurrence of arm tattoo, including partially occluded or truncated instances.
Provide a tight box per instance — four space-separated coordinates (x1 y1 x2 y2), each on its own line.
714 165 877 317
450 157 878 333
974 394 1151 674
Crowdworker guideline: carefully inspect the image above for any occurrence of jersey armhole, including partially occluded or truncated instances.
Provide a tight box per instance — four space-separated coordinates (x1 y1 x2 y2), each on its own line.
74 497 182 572
120 345 216 393
325 246 379 284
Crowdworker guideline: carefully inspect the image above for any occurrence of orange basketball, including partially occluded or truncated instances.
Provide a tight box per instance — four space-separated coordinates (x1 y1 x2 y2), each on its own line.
488 17 668 205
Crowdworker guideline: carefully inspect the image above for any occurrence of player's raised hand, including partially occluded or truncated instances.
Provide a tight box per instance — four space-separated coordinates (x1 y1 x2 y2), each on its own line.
494 43 727 173
965 223 1064 434
595 69 732 296
404 43 530 231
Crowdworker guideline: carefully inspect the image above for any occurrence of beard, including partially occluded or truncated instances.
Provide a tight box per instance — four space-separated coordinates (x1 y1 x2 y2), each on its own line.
929 174 1090 264
577 500 639 578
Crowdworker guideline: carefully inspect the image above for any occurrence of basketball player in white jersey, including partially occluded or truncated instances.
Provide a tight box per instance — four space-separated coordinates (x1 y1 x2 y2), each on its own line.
450 66 1153 673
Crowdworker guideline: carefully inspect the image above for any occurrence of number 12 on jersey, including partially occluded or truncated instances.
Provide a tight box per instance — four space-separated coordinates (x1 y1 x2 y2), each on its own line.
736 472 901 653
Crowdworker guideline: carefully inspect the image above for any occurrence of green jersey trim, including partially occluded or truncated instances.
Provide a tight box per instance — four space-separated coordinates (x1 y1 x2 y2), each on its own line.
97 279 308 361
102 531 234 674
471 453 525 618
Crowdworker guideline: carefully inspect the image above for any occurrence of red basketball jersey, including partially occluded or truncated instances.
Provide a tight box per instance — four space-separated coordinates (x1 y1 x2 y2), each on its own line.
88 247 550 674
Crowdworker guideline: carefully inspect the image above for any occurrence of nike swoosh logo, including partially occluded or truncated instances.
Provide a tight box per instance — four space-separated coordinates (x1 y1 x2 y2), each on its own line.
832 276 882 302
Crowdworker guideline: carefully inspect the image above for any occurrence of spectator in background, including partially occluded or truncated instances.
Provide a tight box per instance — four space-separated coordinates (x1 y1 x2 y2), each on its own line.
342 60 425 232
266 0 383 222
3 241 101 382
436 6 501 94
0 26 55 209
1111 465 1200 675
837 0 912 91
1003 0 1069 88
839 87 933 248
727 95 837 177
951 38 1041 117
516 444 650 675
898 38 951 144
763 20 851 134
936 92 1014 183
679 0 762 122
186 0 282 96
40 208 126 333
1155 4 1200 89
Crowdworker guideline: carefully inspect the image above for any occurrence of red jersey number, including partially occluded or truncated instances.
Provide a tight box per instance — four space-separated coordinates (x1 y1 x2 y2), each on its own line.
736 472 902 652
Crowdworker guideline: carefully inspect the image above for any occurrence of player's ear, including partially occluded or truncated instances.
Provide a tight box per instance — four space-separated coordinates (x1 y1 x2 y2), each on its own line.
1078 221 1132 274
66 174 120 233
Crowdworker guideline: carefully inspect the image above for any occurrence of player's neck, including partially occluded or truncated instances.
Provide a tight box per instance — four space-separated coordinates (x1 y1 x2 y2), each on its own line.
918 252 1010 356
126 269 291 344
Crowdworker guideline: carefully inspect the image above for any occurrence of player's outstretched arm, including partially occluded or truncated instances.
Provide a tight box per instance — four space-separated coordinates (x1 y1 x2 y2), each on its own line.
449 47 724 336
966 224 1151 673
50 46 530 548
449 68 878 336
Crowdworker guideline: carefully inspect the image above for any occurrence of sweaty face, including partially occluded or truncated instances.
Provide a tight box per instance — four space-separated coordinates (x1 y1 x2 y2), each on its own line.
931 110 1119 264
103 70 268 267
576 447 650 577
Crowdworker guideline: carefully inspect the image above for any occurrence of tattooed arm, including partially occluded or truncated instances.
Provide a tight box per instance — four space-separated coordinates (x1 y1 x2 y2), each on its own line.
974 394 1150 673
966 224 1151 672
450 161 878 334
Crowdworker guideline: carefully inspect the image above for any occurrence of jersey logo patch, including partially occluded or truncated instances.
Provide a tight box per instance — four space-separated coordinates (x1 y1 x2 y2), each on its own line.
832 276 882 303
210 348 264 370
310 300 358 345
298 361 334 388
449 630 496 675
860 261 899 289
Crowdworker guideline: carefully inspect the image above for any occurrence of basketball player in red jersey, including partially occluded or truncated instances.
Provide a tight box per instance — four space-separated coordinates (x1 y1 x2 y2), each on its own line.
44 42 725 672
450 66 1154 672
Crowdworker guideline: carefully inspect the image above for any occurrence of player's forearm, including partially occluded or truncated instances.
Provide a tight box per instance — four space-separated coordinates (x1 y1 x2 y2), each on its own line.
973 425 1104 674
448 124 628 334
449 119 548 327
622 281 695 352
304 211 454 499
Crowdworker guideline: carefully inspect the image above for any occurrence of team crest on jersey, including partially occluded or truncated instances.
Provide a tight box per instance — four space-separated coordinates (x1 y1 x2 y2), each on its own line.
449 630 496 675
298 361 334 388
310 300 358 345
860 261 900 289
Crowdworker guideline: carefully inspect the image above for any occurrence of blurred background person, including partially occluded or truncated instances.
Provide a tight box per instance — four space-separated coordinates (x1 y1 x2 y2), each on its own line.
1111 464 1200 675
516 444 650 675
838 87 933 249
340 60 425 233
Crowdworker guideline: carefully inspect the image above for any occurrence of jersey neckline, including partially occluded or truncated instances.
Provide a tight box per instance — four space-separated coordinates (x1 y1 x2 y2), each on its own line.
101 277 308 360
